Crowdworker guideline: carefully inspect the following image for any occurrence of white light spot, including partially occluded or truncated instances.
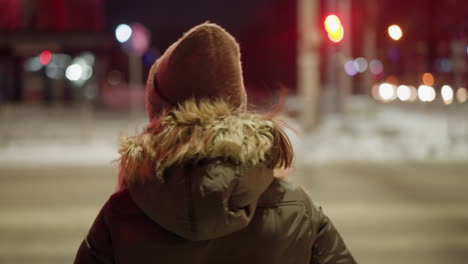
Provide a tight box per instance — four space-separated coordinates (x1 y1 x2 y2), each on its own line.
66 64 83 81
378 83 396 102
456 87 468 103
353 57 368 73
115 24 132 43
388 25 403 40
418 85 436 102
441 85 453 104
397 85 411 101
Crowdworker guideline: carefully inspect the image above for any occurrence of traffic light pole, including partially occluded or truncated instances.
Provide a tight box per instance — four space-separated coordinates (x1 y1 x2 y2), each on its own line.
129 54 143 116
297 0 321 131
362 0 377 95
337 0 352 115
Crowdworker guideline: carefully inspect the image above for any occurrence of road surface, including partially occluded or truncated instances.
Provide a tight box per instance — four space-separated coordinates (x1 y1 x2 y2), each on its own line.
0 162 467 264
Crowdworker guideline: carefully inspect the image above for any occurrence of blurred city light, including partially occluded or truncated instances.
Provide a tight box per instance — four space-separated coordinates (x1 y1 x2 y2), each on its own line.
39 50 52 65
378 83 396 102
388 25 403 40
435 58 452 73
80 52 96 66
81 65 93 80
66 64 83 81
52 54 72 68
115 24 132 43
408 86 418 102
24 56 43 72
418 85 436 102
324 15 341 33
353 57 368 73
457 87 468 103
369 59 384 75
441 85 454 104
328 25 344 43
344 60 358 76
45 63 64 80
397 85 411 101
422 72 435 86
324 15 344 43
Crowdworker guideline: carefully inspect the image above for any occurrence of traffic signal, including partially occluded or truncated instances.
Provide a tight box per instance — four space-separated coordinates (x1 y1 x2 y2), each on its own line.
39 50 52 65
324 15 344 43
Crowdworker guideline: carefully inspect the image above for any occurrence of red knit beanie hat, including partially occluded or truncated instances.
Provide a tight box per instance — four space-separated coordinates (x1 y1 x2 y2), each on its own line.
145 23 247 120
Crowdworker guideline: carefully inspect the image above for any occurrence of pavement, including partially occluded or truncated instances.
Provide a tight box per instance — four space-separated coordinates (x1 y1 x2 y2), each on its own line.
1 162 467 264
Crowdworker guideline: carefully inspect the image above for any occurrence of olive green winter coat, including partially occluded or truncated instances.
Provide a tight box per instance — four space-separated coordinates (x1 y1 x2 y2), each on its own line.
74 99 356 264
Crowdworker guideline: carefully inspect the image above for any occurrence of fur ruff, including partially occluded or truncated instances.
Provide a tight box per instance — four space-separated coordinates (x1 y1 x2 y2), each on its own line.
118 98 293 187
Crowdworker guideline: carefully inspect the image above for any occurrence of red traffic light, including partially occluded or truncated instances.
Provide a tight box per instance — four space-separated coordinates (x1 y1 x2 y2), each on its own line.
39 50 52 65
324 15 344 43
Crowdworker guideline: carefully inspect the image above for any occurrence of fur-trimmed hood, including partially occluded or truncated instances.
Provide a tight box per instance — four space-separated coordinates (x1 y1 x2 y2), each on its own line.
118 98 293 241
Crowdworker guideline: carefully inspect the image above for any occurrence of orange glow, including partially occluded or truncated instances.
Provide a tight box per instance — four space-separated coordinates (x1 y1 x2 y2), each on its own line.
422 73 435 86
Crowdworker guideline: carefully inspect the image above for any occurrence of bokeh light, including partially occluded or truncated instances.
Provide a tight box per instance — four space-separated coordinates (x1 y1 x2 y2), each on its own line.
378 83 396 102
397 85 411 101
39 50 52 65
435 58 452 73
388 25 403 40
441 85 453 104
328 24 344 43
408 86 418 102
353 57 368 73
324 15 341 33
115 24 132 43
456 87 468 103
66 64 83 81
422 72 435 86
45 63 64 80
369 60 384 75
24 56 43 72
344 60 358 76
418 85 436 102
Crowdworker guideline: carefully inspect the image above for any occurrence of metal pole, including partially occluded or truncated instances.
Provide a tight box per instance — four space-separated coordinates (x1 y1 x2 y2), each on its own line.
337 0 352 116
362 0 377 96
324 0 337 114
129 54 143 116
298 0 321 131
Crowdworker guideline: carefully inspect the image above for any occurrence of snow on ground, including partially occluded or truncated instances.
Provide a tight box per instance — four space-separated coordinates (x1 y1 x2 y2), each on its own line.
285 96 468 164
1 98 467 166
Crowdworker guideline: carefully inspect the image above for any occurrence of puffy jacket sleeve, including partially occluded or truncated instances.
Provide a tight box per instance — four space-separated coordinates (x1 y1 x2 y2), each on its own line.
74 199 114 264
301 189 357 264
310 204 357 264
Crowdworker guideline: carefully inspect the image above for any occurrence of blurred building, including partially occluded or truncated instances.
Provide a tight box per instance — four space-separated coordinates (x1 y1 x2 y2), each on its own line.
0 0 467 108
0 0 110 105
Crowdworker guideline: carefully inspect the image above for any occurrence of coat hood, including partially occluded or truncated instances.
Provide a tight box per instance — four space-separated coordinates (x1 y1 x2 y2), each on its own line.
118 98 293 241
